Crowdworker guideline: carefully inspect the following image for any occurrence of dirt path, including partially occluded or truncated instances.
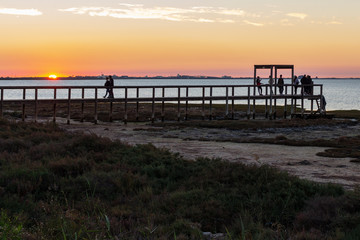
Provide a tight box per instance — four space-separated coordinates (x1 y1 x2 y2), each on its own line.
58 119 360 189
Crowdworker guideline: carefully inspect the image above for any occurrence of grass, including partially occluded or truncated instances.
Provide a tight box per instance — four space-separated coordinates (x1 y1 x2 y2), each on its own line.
2 101 300 123
327 110 360 120
1 118 360 239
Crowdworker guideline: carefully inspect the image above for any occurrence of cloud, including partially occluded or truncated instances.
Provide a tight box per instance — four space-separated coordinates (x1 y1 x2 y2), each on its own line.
0 8 42 16
286 13 307 20
327 21 342 25
310 20 343 25
280 19 293 26
243 20 264 27
59 4 249 23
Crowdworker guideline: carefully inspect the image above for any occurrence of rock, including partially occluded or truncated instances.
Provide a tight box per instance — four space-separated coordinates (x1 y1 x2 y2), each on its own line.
298 160 311 165
336 165 347 168
202 232 225 240
350 159 360 163
203 232 212 239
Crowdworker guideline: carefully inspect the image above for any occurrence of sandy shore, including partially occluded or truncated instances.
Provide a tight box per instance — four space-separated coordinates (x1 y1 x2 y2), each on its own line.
56 119 360 189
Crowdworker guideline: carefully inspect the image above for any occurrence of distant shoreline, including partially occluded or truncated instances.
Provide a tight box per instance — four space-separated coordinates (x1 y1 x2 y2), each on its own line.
1 76 360 80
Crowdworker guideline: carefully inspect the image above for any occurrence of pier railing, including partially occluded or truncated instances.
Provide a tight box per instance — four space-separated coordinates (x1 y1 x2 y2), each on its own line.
0 83 324 123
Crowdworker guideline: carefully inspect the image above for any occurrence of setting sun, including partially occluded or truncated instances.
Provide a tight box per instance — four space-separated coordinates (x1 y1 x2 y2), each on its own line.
48 74 57 79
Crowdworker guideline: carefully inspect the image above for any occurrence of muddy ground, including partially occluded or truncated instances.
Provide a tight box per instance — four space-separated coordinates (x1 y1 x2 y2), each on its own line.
46 117 360 190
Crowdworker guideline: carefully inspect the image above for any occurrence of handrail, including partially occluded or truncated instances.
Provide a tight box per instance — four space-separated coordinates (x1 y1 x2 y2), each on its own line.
0 83 325 123
0 83 322 90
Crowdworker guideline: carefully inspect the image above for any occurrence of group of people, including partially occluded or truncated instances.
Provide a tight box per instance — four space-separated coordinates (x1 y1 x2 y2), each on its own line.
103 75 114 98
299 74 313 95
256 74 313 96
256 75 285 95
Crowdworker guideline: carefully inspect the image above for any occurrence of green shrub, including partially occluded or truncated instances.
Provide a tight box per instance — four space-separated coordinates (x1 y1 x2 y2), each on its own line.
0 118 357 239
0 210 22 240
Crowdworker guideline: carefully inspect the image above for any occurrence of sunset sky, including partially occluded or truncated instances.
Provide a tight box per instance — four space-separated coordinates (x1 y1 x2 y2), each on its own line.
1 0 359 77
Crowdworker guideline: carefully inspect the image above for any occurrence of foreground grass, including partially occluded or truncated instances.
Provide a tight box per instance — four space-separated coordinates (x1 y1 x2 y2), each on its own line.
1 119 360 239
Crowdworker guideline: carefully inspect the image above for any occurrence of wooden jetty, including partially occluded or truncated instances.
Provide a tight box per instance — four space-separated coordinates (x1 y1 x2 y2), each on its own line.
0 65 326 124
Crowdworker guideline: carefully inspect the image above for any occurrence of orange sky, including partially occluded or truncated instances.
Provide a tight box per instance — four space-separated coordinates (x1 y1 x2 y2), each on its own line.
1 1 359 77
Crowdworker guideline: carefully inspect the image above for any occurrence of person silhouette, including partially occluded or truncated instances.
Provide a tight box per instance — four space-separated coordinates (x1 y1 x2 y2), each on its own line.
103 77 111 98
293 75 299 94
278 74 284 95
268 75 274 94
108 75 114 98
256 76 263 95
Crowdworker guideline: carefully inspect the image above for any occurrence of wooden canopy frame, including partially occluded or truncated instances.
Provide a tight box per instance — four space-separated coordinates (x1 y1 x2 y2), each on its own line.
253 64 294 86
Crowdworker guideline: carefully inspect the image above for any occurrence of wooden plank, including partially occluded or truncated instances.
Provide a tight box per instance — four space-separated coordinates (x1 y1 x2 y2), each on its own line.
22 89 26 121
151 87 155 123
67 88 71 124
209 86 213 120
231 86 235 119
94 88 98 124
161 87 165 122
177 87 181 121
202 87 205 120
0 88 3 118
185 87 189 120
247 86 251 119
53 88 57 122
35 88 38 123
284 86 288 119
81 88 84 122
136 87 139 121
124 87 128 124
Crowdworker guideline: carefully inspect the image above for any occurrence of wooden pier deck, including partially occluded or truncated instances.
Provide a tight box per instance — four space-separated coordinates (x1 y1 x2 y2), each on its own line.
0 83 325 124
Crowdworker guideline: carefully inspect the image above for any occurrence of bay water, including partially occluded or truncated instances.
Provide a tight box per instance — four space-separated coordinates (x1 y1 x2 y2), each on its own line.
0 78 358 111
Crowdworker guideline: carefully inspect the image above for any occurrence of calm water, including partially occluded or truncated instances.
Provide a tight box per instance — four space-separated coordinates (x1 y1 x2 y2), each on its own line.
0 78 358 111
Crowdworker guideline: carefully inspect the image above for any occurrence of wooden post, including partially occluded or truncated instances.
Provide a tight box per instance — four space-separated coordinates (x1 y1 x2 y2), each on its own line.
67 88 71 124
247 86 251 119
151 87 155 123
94 88 98 124
291 81 294 117
161 87 165 122
0 88 3 118
284 85 288 118
293 92 297 116
274 68 277 119
209 86 213 120
109 97 113 122
301 86 304 116
231 86 235 119
177 87 181 121
269 67 273 120
35 88 38 123
253 68 256 119
22 89 26 121
202 87 205 120
81 88 84 122
320 85 324 113
265 86 268 118
185 87 189 120
53 88 57 122
124 87 128 124
225 87 229 118
291 68 295 116
136 88 139 121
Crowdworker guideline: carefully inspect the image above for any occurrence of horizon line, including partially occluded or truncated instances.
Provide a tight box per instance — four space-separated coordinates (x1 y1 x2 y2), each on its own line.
1 75 360 79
